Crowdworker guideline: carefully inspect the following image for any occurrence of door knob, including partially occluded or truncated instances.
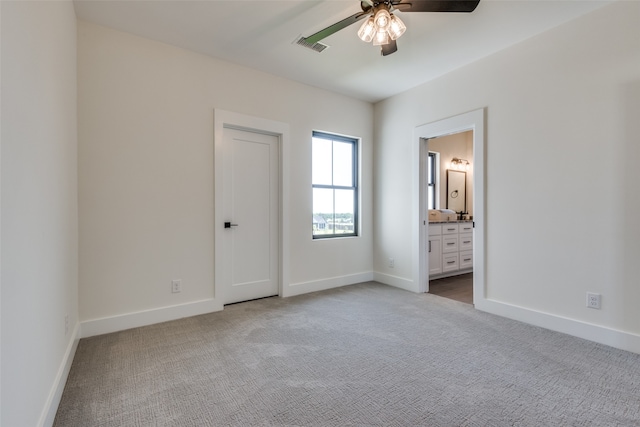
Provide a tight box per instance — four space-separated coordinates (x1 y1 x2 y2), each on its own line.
224 222 238 229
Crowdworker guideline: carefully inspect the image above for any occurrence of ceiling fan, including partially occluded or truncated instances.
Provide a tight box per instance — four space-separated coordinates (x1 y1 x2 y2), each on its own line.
299 0 480 56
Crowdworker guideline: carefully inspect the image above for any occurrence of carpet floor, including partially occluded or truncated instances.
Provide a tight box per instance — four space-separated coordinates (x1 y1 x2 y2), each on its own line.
54 282 640 426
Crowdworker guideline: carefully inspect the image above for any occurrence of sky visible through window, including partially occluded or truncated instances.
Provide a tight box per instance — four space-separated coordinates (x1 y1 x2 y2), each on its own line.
312 137 353 214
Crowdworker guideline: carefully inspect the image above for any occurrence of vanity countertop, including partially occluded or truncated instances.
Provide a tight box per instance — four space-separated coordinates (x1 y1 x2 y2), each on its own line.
429 220 473 224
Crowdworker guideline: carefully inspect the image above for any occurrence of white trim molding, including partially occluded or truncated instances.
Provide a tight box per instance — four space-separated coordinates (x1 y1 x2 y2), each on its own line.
373 272 415 293
285 272 374 297
80 299 222 338
41 322 80 427
476 299 640 355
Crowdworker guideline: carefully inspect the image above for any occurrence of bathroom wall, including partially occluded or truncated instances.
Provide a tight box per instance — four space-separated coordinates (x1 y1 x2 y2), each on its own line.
428 131 473 216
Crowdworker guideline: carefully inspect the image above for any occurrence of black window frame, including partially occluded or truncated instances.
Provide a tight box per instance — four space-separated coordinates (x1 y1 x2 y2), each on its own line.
312 131 359 239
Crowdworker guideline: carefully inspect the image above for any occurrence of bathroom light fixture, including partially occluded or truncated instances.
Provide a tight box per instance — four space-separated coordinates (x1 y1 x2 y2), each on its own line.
358 4 406 46
450 158 470 171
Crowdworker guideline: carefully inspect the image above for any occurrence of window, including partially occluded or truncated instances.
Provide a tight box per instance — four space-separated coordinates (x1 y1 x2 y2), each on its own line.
427 152 437 209
312 131 358 238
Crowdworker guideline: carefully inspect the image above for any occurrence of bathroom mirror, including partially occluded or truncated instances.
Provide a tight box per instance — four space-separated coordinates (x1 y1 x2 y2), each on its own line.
447 170 466 213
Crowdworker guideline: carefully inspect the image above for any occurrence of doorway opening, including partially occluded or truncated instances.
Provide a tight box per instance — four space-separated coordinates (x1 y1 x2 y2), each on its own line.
412 109 485 306
426 131 474 304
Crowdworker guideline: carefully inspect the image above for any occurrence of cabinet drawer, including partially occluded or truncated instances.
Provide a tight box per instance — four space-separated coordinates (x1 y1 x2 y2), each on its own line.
442 235 458 253
442 224 459 235
459 250 473 269
459 222 473 233
442 253 459 272
428 224 442 236
459 233 473 251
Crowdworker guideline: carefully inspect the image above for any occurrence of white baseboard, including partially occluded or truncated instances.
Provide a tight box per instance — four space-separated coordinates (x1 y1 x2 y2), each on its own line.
476 298 640 355
284 271 374 297
369 275 640 355
373 272 417 293
81 299 223 338
40 321 80 427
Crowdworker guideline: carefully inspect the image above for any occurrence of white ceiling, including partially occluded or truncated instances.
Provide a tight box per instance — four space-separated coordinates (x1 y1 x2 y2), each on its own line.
73 0 610 103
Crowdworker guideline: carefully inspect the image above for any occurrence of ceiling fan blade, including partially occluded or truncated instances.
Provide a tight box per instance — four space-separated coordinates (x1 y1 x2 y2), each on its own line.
392 0 480 13
381 40 398 56
303 9 371 45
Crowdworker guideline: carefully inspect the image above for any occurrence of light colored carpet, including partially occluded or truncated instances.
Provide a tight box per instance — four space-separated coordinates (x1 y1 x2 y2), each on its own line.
55 282 640 426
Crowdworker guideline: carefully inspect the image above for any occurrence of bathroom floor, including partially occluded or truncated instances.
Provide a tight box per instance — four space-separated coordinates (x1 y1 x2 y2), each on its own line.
428 273 473 305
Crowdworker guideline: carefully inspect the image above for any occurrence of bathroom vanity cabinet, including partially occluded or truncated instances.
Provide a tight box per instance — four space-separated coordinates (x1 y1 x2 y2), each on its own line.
428 221 473 278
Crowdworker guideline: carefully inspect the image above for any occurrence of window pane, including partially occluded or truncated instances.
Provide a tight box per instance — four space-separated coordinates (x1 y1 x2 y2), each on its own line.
333 141 353 187
313 188 333 236
312 137 332 185
334 189 355 235
428 186 435 210
427 152 436 209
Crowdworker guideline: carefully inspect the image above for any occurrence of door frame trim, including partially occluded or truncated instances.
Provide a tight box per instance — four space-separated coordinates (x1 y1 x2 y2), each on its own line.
213 109 290 305
413 108 485 303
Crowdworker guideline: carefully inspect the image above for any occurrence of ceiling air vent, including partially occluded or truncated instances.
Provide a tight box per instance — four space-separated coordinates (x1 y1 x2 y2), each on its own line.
295 36 329 53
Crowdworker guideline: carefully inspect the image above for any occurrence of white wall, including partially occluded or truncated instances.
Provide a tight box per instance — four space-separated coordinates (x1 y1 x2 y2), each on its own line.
428 131 473 215
1 1 79 426
374 1 640 351
77 22 373 331
1 3 3 423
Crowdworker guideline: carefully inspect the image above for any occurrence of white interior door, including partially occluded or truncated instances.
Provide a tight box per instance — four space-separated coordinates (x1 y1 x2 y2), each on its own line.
221 126 279 304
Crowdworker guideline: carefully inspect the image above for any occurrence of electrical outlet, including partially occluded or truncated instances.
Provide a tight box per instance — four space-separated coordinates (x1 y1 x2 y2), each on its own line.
172 279 182 293
65 314 69 335
586 292 601 309
389 258 395 268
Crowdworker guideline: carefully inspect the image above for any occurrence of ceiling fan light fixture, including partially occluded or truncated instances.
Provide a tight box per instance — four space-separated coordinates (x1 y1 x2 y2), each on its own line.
361 5 404 47
388 14 406 40
372 28 390 46
357 16 376 43
373 8 391 30
301 0 480 56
